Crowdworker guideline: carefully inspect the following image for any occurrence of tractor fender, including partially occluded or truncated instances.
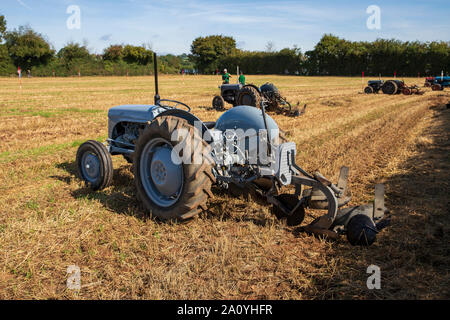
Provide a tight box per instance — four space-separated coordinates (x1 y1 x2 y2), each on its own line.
242 84 261 94
156 109 212 141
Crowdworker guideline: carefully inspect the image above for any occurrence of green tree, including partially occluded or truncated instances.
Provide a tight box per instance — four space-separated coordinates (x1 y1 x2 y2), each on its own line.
57 42 90 65
5 26 54 70
0 15 15 75
0 15 6 42
103 44 124 61
0 44 15 75
122 45 153 65
190 35 236 73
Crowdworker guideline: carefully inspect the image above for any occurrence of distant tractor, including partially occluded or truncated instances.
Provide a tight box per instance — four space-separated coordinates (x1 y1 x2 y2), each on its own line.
431 76 450 91
365 79 423 95
364 80 405 95
212 83 305 117
364 80 384 94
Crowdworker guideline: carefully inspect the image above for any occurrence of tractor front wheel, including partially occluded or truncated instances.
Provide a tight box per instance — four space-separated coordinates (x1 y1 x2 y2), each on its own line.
212 95 225 110
364 86 374 94
76 140 113 191
133 116 215 221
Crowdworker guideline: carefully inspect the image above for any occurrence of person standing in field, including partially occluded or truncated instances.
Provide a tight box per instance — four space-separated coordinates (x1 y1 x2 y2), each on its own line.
222 69 231 84
239 71 245 86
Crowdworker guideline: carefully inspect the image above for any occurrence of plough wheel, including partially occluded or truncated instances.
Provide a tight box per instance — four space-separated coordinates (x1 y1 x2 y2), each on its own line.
402 87 411 95
271 194 305 226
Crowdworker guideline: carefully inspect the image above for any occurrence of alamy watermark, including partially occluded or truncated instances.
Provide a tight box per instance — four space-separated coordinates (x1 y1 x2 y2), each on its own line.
66 5 81 30
366 265 381 289
66 265 81 290
169 121 282 170
366 5 381 30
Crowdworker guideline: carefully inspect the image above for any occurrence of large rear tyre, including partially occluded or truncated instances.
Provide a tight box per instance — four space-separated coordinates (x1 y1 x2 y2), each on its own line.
237 86 262 107
133 116 215 221
76 140 113 191
431 84 442 91
382 81 398 95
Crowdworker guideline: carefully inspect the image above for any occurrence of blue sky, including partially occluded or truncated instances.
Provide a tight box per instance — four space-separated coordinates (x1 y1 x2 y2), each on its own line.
1 0 449 54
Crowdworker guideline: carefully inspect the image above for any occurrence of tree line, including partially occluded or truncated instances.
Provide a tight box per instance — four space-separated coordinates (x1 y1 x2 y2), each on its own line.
1 13 449 77
191 35 449 77
0 16 194 77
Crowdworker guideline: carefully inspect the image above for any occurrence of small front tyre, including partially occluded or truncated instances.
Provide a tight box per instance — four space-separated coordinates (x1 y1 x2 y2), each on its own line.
212 95 225 110
76 140 113 191
364 86 374 94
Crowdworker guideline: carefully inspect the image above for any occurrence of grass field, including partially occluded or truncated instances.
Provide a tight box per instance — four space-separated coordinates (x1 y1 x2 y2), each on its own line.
0 75 449 299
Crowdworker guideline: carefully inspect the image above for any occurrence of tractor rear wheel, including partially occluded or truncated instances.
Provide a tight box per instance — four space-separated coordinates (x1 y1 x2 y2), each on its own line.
133 116 215 221
432 84 443 91
382 80 398 95
364 86 374 94
76 140 113 191
212 95 225 110
237 86 262 107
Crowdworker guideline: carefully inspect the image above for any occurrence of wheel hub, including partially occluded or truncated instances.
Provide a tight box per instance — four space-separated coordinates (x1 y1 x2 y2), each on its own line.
82 153 100 182
150 147 182 197
241 94 252 105
140 138 184 207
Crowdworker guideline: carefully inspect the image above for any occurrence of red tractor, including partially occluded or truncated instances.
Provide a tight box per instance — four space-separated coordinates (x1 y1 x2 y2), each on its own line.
424 77 435 88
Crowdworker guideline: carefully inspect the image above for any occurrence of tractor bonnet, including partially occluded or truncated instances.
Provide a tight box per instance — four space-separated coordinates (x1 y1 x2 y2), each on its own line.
260 83 279 94
215 105 279 134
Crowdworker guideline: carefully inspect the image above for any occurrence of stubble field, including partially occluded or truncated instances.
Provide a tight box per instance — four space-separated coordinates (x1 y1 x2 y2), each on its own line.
0 75 449 299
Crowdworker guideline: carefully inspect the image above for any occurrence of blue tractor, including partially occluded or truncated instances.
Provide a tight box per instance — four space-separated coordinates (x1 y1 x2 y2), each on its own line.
431 76 450 91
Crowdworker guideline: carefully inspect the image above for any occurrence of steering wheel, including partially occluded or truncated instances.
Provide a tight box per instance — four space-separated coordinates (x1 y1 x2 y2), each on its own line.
158 99 191 112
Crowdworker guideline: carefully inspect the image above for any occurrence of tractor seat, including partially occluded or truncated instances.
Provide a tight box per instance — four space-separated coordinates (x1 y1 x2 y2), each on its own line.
203 121 216 129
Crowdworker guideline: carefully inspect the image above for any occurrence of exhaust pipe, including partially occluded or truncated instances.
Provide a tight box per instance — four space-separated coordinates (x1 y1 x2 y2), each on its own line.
153 52 160 105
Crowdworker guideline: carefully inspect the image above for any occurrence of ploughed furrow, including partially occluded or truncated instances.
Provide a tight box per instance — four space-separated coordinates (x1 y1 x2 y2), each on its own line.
277 95 424 144
296 98 431 201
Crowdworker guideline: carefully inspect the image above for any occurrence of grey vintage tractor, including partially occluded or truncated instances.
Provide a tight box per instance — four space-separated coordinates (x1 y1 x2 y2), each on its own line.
212 83 305 117
364 80 407 95
365 79 423 95
76 54 389 246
